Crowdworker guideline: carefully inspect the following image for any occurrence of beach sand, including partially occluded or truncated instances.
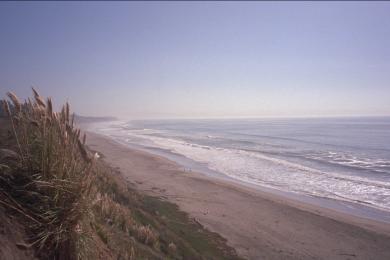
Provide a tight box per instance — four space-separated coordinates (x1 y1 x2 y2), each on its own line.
86 131 390 260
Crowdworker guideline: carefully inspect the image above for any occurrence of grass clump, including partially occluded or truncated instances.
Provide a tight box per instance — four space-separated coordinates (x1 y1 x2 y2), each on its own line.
0 89 96 259
88 161 243 260
1 89 243 260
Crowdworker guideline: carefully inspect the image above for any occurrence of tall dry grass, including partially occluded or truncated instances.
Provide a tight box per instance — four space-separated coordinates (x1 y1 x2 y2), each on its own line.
0 88 96 259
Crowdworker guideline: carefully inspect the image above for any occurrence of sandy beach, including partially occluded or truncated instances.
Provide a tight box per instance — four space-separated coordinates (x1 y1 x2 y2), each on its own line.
86 131 390 260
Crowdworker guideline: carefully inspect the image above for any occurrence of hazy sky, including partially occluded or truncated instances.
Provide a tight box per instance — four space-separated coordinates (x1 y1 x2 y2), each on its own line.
1 2 390 119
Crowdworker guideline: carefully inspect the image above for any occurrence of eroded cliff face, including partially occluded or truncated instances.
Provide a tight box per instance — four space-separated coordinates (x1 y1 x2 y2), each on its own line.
0 209 37 260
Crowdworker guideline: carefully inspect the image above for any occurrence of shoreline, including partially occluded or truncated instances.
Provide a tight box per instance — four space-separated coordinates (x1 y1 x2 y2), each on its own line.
86 121 390 225
83 120 390 224
86 130 390 259
113 139 390 224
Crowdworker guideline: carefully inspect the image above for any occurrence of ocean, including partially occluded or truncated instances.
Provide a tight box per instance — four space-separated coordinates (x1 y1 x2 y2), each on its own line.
91 117 390 221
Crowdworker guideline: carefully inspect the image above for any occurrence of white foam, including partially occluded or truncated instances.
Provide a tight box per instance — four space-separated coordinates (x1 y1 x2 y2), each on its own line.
306 151 390 174
124 131 390 211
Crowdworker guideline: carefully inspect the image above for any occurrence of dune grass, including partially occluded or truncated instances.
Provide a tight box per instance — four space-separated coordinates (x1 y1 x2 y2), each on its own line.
0 89 242 260
0 89 96 259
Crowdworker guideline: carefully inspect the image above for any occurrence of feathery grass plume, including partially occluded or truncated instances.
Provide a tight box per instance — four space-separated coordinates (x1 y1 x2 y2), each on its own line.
136 225 158 246
32 87 46 108
70 113 74 127
6 92 21 113
31 86 39 98
65 102 70 123
2 98 23 158
2 100 11 116
53 112 58 122
46 97 53 117
60 106 66 124
1 89 96 259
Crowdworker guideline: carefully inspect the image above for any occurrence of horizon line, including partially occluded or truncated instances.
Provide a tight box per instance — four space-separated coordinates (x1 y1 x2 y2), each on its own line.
107 114 390 121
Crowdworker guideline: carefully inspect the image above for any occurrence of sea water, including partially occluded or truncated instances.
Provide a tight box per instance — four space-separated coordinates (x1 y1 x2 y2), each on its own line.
91 117 390 221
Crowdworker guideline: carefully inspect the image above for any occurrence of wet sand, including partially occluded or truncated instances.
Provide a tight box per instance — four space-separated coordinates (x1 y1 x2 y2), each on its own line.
86 131 390 260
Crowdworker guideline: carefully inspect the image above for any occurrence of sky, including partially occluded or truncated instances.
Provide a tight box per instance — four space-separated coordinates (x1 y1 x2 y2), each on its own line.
1 2 390 119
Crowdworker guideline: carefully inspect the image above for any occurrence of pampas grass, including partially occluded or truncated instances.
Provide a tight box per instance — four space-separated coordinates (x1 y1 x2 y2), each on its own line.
0 88 96 259
0 88 241 260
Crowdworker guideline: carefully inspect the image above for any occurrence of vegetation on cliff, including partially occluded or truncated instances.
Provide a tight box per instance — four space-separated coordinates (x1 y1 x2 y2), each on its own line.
0 89 241 260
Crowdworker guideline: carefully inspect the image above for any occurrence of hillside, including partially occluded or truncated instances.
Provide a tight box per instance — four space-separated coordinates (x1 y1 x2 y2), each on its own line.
0 90 242 260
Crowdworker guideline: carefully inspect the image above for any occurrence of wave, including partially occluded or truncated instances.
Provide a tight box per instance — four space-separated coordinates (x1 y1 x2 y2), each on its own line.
228 131 390 153
121 130 390 212
304 151 390 175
